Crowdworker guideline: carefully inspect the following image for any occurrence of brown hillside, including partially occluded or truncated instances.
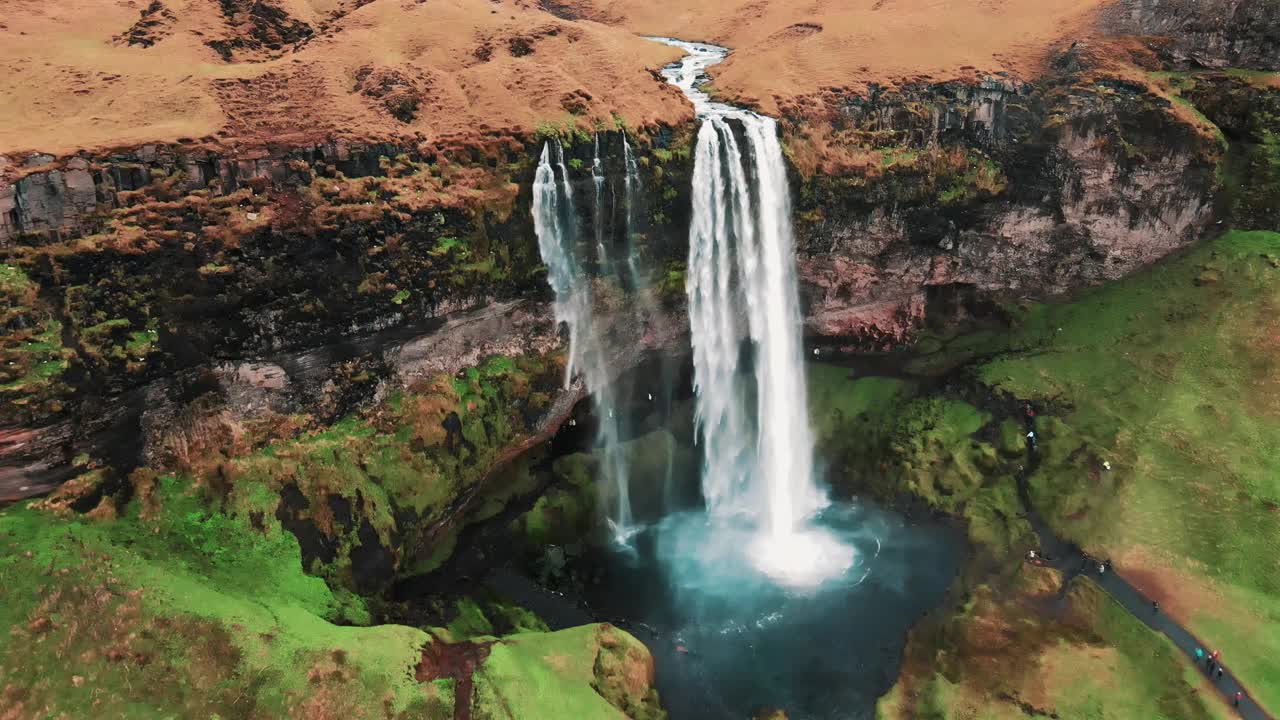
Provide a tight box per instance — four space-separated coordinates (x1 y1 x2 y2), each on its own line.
569 0 1113 112
0 0 690 157
1 0 1116 158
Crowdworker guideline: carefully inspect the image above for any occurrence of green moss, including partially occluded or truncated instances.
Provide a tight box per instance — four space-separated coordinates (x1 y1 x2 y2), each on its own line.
657 262 686 305
0 498 430 718
470 624 665 720
937 155 1007 205
176 351 561 588
0 483 648 718
447 598 496 640
0 263 29 294
514 452 597 548
0 265 71 419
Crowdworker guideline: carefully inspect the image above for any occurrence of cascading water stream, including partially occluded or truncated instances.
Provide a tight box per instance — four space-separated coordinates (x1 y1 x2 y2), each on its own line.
524 42 962 720
532 136 637 544
532 140 585 388
621 135 643 284
592 134 610 269
650 37 853 587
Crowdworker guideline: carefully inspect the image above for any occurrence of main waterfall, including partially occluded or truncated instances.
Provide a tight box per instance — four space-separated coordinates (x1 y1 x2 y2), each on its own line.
653 38 853 587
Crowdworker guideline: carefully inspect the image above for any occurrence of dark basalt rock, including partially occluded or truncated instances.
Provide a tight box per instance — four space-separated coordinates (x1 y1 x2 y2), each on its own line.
1101 0 1280 71
792 48 1222 349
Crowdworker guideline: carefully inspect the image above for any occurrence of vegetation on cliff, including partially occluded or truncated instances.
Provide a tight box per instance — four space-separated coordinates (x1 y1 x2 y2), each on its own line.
814 229 1280 717
0 487 662 719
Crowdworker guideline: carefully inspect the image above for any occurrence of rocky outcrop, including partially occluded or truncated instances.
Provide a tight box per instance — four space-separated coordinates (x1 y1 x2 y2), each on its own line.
792 58 1222 348
1 139 477 244
0 128 691 499
1102 0 1280 70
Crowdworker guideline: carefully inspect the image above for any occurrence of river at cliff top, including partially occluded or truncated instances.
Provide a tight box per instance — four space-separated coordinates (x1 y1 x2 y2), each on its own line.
579 495 962 720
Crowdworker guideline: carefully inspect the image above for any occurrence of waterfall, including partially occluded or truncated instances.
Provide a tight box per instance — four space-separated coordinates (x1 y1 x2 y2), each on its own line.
591 134 610 269
532 137 636 544
622 134 642 284
531 140 585 388
652 37 853 587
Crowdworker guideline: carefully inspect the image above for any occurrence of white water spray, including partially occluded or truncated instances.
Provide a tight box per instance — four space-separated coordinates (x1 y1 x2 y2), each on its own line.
651 38 853 588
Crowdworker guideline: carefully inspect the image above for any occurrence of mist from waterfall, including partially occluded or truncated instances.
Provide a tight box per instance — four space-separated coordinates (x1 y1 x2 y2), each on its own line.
532 135 638 544
651 37 853 588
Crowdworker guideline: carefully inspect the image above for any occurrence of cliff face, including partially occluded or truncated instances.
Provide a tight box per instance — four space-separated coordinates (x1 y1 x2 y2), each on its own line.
0 131 694 576
791 51 1224 347
0 54 1231 499
1102 0 1280 69
0 39 1263 596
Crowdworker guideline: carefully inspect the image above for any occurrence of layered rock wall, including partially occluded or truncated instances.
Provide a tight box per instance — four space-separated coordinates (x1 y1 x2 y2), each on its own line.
793 56 1223 346
1102 0 1280 69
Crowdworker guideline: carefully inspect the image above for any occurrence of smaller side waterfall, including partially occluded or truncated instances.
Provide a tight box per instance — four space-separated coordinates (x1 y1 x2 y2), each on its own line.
621 135 642 284
531 141 585 388
591 134 610 269
532 136 637 544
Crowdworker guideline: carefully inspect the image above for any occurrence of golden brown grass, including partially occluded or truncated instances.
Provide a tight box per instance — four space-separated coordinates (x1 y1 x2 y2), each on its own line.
0 0 689 157
1 0 1144 160
568 0 1111 113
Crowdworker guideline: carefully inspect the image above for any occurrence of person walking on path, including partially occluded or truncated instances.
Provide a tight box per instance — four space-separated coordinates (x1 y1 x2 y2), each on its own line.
1235 691 1244 708
1215 666 1224 681
1195 647 1205 663
1152 600 1160 614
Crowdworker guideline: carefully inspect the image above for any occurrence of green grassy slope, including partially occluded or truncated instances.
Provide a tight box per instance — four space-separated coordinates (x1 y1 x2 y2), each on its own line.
0 474 662 719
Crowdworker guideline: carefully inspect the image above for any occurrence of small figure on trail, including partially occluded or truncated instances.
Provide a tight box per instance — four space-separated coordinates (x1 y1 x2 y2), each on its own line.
1026 430 1038 451
1028 549 1037 561
1208 656 1216 672
1195 647 1205 662
1103 559 1112 573
1212 650 1221 662
1235 691 1243 708
1098 562 1106 575
1216 666 1224 680
1153 600 1160 614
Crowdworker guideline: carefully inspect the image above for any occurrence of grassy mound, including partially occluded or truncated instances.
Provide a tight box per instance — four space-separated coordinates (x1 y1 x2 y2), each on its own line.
0 474 662 718
0 490 432 718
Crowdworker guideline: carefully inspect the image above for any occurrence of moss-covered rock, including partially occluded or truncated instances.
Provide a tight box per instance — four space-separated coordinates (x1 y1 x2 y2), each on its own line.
0 470 663 719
